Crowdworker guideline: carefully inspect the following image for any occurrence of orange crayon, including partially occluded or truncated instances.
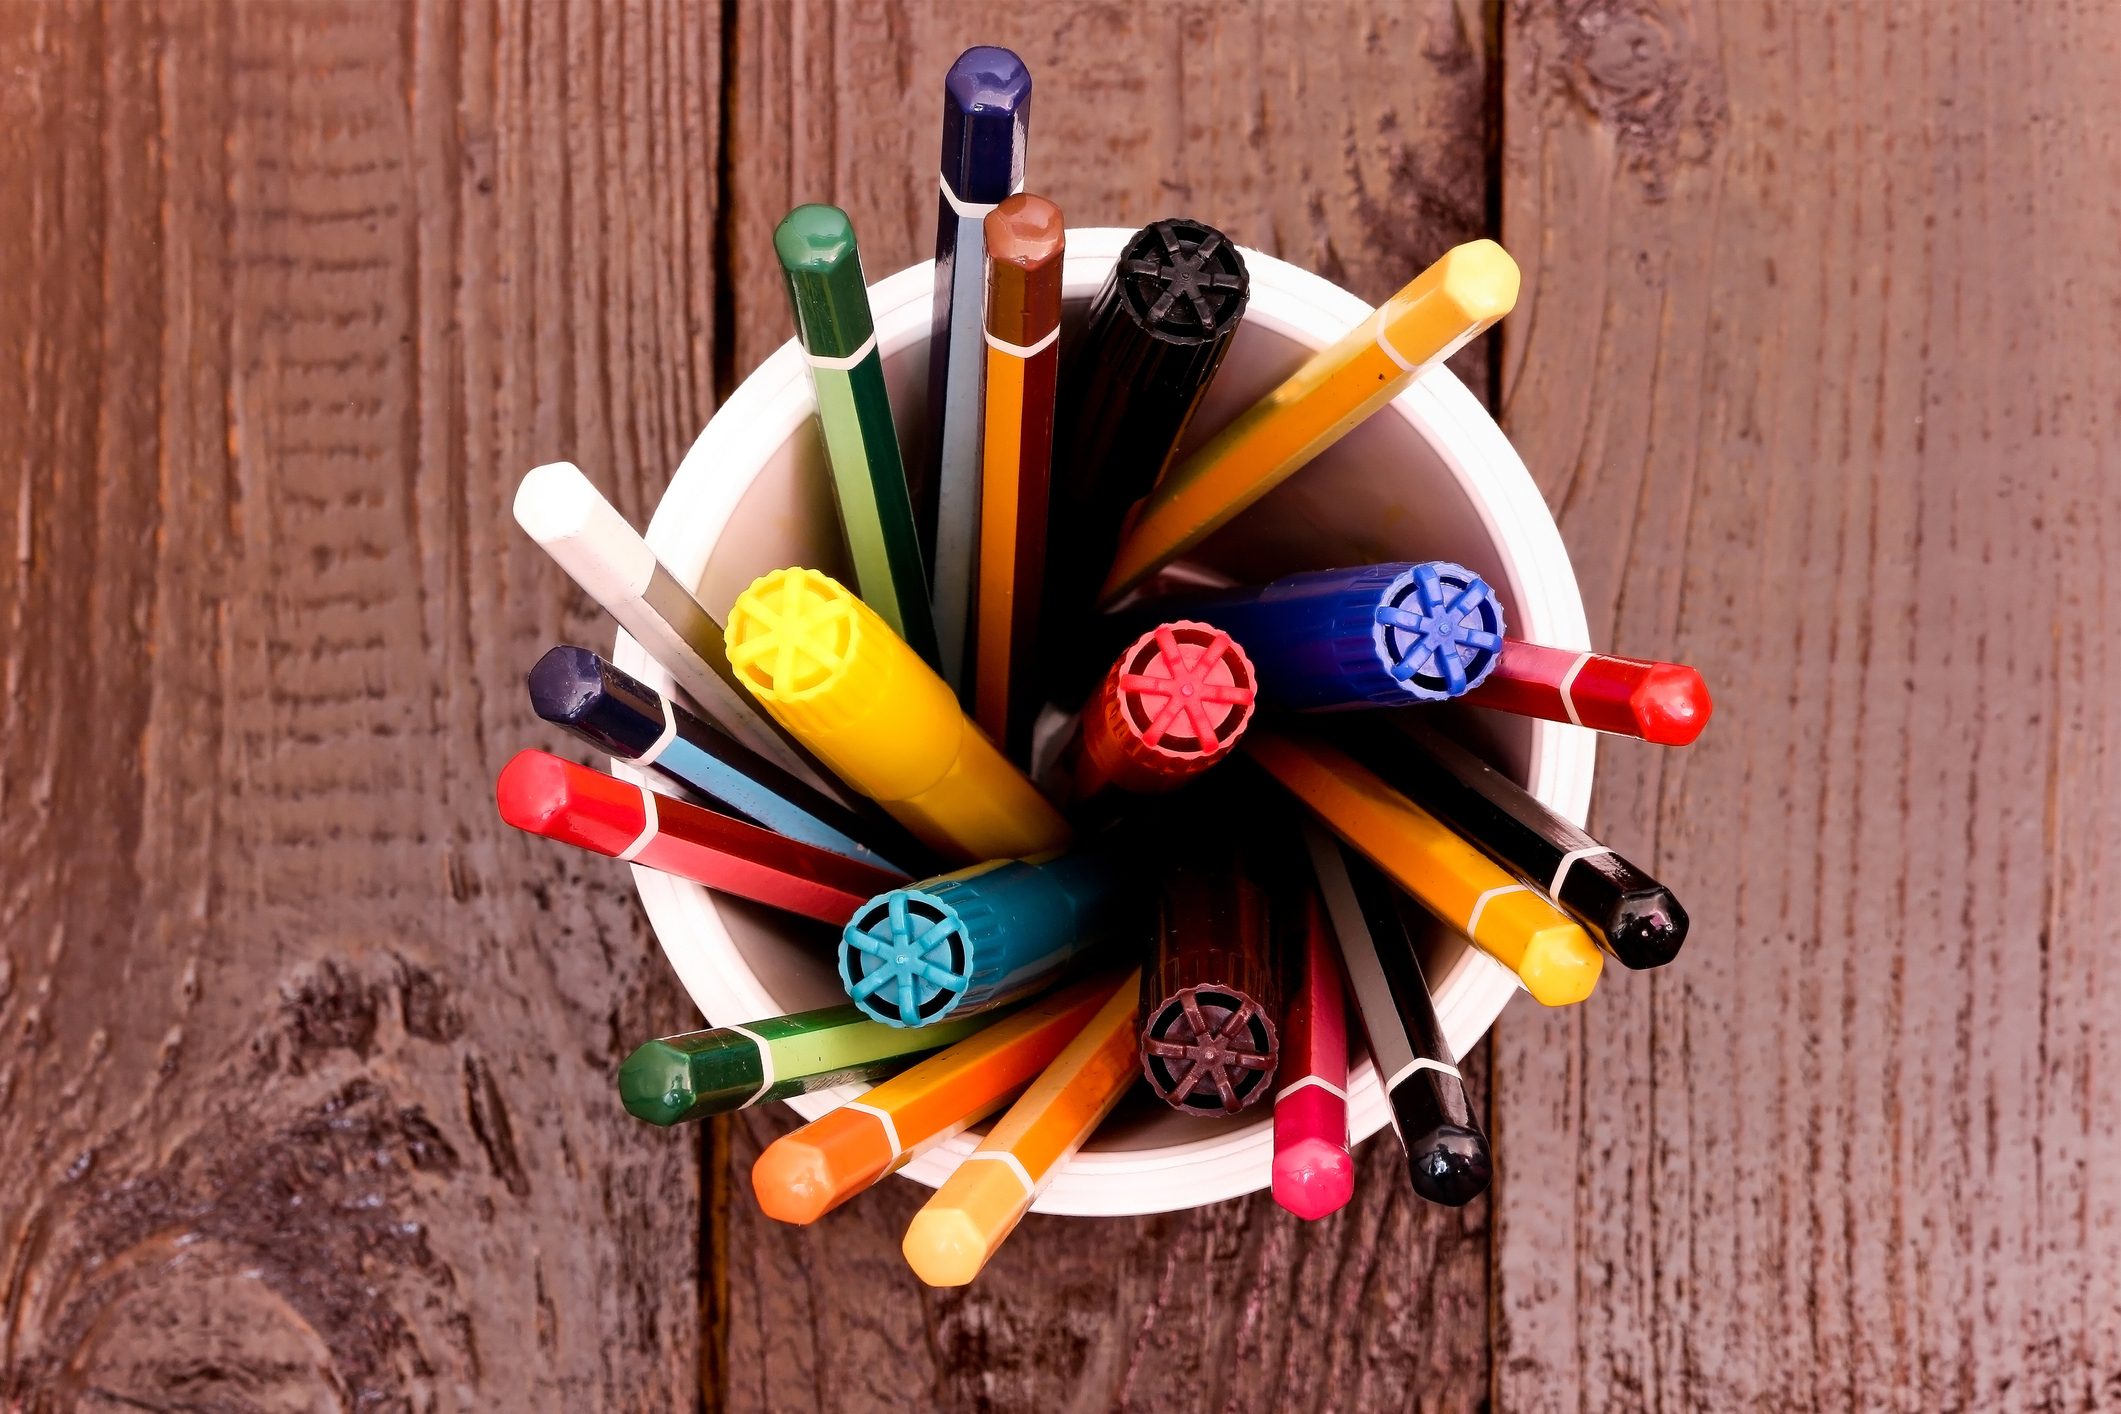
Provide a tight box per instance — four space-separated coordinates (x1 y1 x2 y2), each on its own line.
901 970 1142 1285
750 974 1121 1224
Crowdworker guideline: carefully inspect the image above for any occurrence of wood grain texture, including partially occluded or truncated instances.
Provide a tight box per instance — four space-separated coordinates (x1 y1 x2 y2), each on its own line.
1491 1 2121 1409
718 3 1496 1409
0 0 721 1407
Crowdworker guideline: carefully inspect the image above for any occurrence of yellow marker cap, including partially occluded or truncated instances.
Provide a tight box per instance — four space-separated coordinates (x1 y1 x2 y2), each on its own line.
726 567 1070 862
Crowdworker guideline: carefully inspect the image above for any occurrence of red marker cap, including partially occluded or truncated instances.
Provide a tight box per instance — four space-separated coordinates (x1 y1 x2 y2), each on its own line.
1067 621 1257 801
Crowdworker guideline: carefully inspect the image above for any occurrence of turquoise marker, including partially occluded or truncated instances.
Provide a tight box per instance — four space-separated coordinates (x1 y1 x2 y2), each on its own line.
839 848 1128 1027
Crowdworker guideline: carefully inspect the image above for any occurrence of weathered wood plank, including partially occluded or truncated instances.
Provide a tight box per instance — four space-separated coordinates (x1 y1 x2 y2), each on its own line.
717 4 1495 1408
0 1 722 1406
1491 1 2121 1409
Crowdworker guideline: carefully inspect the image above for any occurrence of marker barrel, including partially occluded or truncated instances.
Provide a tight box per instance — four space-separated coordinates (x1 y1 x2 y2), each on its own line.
926 46 1033 693
512 461 821 783
1101 239 1521 602
776 205 941 667
1152 561 1504 708
527 645 931 874
618 1002 990 1127
1344 716 1689 969
1042 218 1249 660
1138 839 1283 1116
496 749 906 924
751 973 1122 1225
974 194 1065 754
1248 731 1604 1007
1300 822 1491 1206
839 850 1128 1027
1055 620 1257 805
725 567 1071 864
1462 638 1713 746
1271 884 1354 1220
902 971 1142 1286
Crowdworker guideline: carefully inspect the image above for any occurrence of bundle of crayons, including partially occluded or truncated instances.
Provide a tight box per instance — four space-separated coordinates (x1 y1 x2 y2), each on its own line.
497 47 1710 1286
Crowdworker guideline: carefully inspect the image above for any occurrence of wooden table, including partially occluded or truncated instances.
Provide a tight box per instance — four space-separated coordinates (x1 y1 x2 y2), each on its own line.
6 2 2117 1408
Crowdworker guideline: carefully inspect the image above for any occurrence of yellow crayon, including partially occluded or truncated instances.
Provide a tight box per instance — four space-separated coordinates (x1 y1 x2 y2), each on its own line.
725 567 1071 864
901 969 1142 1286
1100 240 1520 603
1247 731 1602 1007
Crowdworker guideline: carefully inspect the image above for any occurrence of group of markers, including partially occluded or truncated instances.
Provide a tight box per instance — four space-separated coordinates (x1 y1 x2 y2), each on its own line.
495 48 1711 1286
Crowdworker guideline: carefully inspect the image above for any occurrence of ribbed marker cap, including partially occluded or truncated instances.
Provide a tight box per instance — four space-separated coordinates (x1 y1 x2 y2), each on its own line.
1371 561 1505 700
1080 621 1257 794
1139 849 1281 1116
775 204 876 359
939 47 1031 204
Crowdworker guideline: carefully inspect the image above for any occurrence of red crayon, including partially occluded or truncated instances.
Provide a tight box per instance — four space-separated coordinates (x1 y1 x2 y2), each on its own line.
497 749 906 924
1058 621 1257 804
1463 639 1712 746
1272 886 1353 1220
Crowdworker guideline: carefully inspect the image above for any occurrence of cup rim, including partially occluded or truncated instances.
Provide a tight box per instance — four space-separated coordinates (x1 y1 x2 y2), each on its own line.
616 228 1595 1216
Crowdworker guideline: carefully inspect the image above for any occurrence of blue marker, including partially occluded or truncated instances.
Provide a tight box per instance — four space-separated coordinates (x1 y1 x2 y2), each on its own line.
925 46 1032 697
1149 562 1505 710
839 850 1125 1028
526 646 932 875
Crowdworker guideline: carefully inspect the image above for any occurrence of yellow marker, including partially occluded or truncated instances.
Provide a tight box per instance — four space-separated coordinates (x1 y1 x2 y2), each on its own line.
1247 731 1601 1006
751 973 1122 1225
1099 240 1521 603
901 968 1141 1286
725 567 1071 864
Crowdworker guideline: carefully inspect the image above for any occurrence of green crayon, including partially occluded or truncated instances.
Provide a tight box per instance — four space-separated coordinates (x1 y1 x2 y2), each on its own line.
619 1002 989 1126
775 204 942 667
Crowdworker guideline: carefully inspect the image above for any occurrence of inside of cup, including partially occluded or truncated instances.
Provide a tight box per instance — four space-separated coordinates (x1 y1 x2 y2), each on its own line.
694 291 1539 1156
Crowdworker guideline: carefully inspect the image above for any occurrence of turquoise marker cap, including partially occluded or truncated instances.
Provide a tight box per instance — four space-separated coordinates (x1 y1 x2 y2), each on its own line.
839 852 1122 1027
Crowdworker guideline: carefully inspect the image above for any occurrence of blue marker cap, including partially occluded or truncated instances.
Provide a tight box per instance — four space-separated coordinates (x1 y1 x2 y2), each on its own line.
1142 562 1505 710
938 47 1031 205
839 852 1119 1027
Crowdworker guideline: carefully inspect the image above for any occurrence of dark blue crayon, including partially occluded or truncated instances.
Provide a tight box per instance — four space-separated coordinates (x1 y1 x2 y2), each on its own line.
838 849 1128 1028
924 46 1032 693
526 645 932 875
1146 561 1505 710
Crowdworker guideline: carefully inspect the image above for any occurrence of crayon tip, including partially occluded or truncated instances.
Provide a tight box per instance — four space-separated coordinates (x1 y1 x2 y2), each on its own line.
527 644 604 725
1516 924 1606 1007
901 1205 992 1288
750 1137 842 1225
617 1039 701 1127
1272 1136 1356 1221
1632 663 1714 746
1607 891 1691 970
495 748 570 834
1430 239 1522 325
1407 1124 1493 1207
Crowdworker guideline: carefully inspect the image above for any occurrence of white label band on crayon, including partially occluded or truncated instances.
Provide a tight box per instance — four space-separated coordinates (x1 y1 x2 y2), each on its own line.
635 695 681 767
1372 308 1420 373
805 332 879 372
1386 1057 1462 1092
983 326 1059 360
617 786 661 861
1548 845 1615 899
1556 652 1592 727
726 1022 775 1108
1464 883 1528 939
962 1150 1035 1195
939 171 1026 220
1274 1075 1350 1106
844 1102 902 1160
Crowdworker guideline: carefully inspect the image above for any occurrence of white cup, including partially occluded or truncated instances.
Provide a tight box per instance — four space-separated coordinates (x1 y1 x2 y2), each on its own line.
613 228 1594 1217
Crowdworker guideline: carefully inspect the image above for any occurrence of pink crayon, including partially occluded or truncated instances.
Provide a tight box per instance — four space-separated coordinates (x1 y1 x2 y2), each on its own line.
1272 886 1354 1220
